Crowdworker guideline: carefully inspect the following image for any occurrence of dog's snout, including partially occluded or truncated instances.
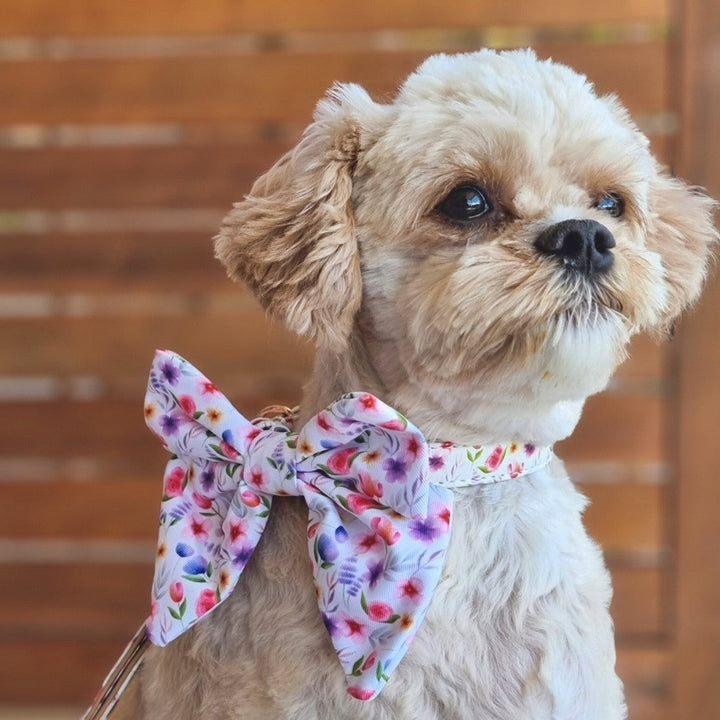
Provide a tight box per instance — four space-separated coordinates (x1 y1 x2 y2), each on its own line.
535 219 615 275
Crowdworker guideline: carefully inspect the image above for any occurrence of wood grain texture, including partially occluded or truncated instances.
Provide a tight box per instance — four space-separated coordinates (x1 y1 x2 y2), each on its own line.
0 43 667 125
0 0 670 36
672 0 720 716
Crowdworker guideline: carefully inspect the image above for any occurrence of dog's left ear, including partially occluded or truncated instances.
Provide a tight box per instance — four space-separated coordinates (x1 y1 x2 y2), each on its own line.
215 84 387 351
646 172 718 328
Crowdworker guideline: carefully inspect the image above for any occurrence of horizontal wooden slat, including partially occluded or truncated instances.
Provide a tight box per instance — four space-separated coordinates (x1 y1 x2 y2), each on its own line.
0 0 670 36
0 43 667 125
5 478 159 540
616 646 670 720
0 142 292 210
0 563 151 640
557 393 665 463
0 234 226 291
583 482 665 552
611 566 667 636
0 306 314 380
0 638 133 704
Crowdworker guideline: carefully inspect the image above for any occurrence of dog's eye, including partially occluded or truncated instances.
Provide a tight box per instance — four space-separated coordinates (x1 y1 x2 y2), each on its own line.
436 185 492 223
595 193 625 218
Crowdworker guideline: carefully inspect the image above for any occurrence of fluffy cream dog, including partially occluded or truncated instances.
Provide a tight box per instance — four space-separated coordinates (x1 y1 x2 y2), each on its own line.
132 49 716 719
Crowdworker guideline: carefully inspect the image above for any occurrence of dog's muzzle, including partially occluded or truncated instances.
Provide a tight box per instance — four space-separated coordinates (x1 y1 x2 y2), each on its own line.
535 219 615 276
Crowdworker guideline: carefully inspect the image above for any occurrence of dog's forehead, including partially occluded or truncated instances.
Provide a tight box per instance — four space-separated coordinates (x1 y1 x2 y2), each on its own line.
394 50 625 140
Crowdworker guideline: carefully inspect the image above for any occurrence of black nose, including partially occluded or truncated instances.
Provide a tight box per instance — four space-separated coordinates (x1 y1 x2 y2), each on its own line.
535 219 615 275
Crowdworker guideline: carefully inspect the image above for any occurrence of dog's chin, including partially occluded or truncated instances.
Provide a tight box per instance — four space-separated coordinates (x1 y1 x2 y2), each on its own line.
406 298 630 409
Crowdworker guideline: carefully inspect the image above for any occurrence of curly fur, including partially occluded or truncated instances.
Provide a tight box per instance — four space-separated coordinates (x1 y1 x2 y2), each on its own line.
128 49 716 719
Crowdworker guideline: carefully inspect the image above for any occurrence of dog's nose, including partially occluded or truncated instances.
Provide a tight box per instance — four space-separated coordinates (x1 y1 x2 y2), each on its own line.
535 219 615 275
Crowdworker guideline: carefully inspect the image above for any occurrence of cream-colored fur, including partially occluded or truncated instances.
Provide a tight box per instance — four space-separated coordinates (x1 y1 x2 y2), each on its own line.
131 50 716 719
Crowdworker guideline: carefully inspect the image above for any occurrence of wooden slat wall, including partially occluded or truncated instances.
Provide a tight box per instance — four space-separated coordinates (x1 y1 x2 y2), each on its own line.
0 1 688 715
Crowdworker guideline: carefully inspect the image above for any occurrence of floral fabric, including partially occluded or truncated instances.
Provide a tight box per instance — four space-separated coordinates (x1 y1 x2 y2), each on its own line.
144 350 552 700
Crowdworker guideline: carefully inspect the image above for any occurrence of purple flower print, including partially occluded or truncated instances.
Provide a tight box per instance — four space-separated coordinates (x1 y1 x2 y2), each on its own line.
524 443 536 456
160 413 181 435
364 560 384 589
408 516 444 543
200 467 215 492
428 454 445 470
322 612 339 637
182 556 208 575
318 533 339 563
175 542 194 557
382 456 408 483
335 526 349 543
159 360 180 385
232 545 254 570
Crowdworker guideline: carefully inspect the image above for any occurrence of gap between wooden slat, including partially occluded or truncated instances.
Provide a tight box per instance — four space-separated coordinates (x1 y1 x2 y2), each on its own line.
0 23 669 61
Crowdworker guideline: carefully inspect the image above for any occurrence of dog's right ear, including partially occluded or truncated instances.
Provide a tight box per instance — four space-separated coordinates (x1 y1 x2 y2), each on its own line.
215 84 386 351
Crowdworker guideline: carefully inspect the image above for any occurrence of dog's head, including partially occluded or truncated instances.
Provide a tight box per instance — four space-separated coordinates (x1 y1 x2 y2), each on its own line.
216 50 716 438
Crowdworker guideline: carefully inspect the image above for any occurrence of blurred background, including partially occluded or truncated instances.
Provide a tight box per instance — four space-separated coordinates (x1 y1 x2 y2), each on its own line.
1 1 718 718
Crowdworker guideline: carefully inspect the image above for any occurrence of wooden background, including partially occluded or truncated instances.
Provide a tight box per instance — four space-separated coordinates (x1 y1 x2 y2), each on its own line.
1 1 718 717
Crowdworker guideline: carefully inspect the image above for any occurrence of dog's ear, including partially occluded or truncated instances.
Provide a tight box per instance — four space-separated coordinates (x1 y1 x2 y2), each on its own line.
215 84 384 351
646 172 718 328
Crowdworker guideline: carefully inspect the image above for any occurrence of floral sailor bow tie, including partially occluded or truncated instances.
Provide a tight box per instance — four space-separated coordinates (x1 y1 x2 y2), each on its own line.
144 350 553 700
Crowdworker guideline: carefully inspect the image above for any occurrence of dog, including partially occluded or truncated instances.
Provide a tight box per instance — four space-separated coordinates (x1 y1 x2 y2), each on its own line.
127 49 716 719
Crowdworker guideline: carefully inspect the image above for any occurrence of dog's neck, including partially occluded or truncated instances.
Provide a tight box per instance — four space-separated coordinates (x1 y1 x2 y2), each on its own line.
300 332 585 447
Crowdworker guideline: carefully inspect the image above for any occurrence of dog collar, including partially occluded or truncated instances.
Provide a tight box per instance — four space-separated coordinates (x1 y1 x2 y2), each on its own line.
144 349 553 700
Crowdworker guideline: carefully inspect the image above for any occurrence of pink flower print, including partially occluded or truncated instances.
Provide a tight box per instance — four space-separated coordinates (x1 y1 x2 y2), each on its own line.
316 413 333 431
240 490 261 507
307 521 320 539
348 686 375 701
196 588 217 617
431 502 451 529
355 532 383 554
192 491 213 510
357 472 383 500
169 581 184 603
340 615 371 644
228 519 248 546
163 466 185 498
362 651 377 671
366 601 394 622
379 418 407 432
220 440 240 460
186 514 210 543
507 461 524 479
406 435 422 458
243 425 262 444
358 394 377 411
178 394 196 416
484 446 504 471
149 598 159 621
346 494 384 514
327 447 358 475
370 516 400 545
397 577 424 606
200 379 218 395
247 464 266 488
